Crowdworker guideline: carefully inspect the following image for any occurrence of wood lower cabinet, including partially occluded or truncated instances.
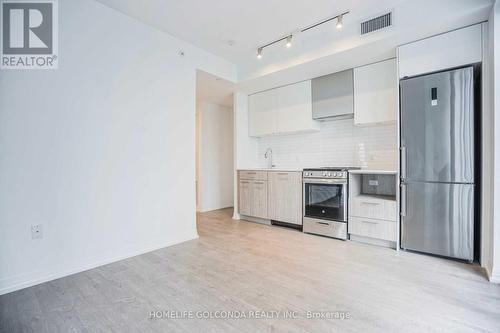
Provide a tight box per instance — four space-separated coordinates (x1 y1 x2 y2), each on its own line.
267 171 302 225
249 180 268 218
238 180 252 216
238 170 302 223
238 173 268 219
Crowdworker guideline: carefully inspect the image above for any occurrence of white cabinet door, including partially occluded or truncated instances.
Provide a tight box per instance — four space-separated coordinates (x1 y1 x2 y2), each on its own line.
354 59 397 126
248 81 318 137
398 24 482 78
267 172 302 225
248 89 278 137
276 80 319 134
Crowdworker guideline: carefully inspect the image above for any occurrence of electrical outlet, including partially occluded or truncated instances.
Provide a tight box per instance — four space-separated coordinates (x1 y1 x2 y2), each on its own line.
31 224 43 239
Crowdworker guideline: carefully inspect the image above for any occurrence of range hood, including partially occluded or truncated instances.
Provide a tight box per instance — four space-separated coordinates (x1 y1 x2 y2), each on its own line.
312 69 354 121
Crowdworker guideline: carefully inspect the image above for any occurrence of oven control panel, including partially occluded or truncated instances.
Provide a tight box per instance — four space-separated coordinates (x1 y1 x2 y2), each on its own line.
303 170 348 179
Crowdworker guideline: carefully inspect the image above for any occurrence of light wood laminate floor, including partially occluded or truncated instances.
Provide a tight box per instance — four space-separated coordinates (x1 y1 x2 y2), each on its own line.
1 208 500 332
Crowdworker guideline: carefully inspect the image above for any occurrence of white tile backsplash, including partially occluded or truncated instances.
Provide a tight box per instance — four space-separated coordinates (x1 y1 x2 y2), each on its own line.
257 119 397 170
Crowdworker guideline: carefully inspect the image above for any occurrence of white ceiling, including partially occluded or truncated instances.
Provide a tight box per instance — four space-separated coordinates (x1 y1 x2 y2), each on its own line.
95 0 396 63
196 70 236 107
96 0 493 91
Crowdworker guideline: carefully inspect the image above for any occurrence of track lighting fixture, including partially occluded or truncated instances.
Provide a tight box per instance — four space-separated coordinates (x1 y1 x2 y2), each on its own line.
256 11 348 60
336 14 343 30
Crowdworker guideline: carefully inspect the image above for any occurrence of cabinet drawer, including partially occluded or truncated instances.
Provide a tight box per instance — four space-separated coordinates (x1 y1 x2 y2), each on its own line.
350 196 396 221
348 216 396 241
239 170 268 181
303 218 346 239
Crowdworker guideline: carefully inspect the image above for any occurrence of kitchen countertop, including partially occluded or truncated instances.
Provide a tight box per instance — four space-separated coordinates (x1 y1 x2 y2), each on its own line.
349 169 398 175
238 168 399 174
238 167 303 172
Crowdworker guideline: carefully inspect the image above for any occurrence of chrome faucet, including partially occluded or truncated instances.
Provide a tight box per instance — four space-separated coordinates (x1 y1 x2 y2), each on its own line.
264 148 275 169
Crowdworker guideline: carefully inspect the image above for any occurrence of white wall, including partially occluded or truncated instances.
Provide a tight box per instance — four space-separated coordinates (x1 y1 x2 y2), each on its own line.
492 0 500 283
232 93 259 219
256 120 398 170
0 0 236 294
482 19 495 278
482 1 500 283
196 102 234 212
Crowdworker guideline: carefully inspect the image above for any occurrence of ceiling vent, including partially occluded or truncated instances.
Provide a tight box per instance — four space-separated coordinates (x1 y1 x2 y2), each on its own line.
360 12 392 35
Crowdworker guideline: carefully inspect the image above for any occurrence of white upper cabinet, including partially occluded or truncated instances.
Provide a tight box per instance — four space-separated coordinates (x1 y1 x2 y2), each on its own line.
276 80 318 133
354 58 397 126
248 80 319 137
248 88 278 137
398 24 482 78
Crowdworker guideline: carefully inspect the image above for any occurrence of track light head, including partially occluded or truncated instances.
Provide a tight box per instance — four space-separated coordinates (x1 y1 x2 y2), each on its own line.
336 14 343 30
257 48 263 59
286 35 292 48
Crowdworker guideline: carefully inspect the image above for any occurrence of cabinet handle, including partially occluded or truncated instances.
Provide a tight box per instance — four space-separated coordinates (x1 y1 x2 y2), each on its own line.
253 181 265 184
401 183 407 216
240 181 249 184
277 172 289 175
317 222 330 226
361 201 380 205
401 145 407 180
246 172 256 174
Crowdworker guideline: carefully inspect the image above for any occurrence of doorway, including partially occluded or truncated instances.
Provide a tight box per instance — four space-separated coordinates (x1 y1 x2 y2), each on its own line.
195 70 235 212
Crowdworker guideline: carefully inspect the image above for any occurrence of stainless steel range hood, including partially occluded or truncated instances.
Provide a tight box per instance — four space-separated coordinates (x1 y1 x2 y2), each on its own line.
312 69 354 121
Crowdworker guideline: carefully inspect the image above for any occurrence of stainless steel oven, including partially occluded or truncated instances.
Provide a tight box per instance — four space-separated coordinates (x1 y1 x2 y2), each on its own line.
302 168 358 240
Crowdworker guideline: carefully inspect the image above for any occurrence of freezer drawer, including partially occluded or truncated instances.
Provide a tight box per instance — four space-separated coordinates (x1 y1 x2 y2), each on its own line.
401 182 474 261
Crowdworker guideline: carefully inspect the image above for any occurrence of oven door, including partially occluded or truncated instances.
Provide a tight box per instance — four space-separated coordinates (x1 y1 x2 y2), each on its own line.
303 179 347 222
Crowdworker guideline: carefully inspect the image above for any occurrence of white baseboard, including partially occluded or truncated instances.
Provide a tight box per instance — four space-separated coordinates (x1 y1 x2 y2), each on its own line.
490 267 500 284
0 232 198 296
199 205 233 213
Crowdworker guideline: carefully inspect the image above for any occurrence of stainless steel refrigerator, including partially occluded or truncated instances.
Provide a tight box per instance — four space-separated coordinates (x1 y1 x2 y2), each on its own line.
400 66 475 261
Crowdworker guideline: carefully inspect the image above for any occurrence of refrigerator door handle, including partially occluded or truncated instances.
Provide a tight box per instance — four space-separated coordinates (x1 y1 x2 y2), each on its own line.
400 183 407 217
400 145 407 180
